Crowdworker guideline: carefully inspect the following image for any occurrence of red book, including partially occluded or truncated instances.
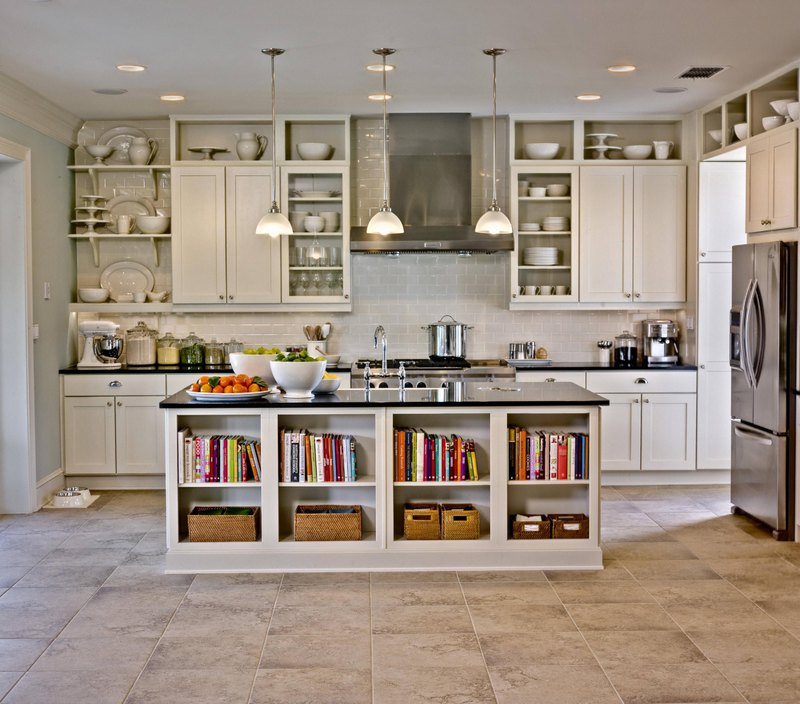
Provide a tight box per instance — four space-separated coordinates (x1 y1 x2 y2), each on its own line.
557 434 568 480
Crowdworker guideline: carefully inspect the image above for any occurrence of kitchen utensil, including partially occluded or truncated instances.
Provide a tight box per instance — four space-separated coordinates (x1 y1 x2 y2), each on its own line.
136 215 170 234
789 102 800 121
146 290 167 302
555 285 569 295
157 332 181 365
528 187 547 197
770 98 793 116
77 320 123 369
105 195 156 228
707 129 723 145
422 314 472 359
762 115 784 131
733 123 748 141
597 340 613 366
187 146 229 160
321 322 332 339
187 389 271 401
653 140 674 159
132 291 146 303
234 132 267 160
307 341 327 357
179 332 205 367
314 325 322 340
642 319 679 366
545 184 568 197
116 214 134 234
99 260 154 298
584 145 622 159
508 342 525 359
524 143 559 159
303 325 314 340
303 215 324 233
204 339 226 368
269 359 326 398
614 330 638 368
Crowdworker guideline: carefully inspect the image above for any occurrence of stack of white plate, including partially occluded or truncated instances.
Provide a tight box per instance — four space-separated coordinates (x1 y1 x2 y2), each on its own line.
523 246 559 266
542 216 569 231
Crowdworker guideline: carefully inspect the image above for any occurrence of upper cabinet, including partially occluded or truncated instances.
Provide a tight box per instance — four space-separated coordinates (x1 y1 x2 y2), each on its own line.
745 128 797 233
698 162 746 261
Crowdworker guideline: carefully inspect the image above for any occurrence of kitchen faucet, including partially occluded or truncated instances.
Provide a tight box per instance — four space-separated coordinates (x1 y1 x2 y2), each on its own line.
374 325 388 375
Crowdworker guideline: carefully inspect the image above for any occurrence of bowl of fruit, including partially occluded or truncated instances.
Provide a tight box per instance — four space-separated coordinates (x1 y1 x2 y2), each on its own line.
313 372 341 394
230 347 281 385
270 349 327 398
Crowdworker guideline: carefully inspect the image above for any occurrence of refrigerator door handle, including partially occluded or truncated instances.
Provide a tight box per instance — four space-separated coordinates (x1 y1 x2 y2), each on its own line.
733 425 774 446
740 278 756 388
750 279 766 386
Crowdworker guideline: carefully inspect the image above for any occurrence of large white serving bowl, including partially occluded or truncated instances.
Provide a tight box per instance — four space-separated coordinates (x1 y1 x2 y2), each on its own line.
270 360 326 398
789 102 800 122
136 215 170 234
622 144 653 160
78 287 109 303
230 352 277 385
733 122 748 141
524 143 559 159
296 142 333 160
770 99 793 116
763 115 784 131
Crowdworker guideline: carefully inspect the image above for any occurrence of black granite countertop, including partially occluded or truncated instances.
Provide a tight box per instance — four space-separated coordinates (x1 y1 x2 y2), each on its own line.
512 362 697 371
160 381 609 409
60 364 352 375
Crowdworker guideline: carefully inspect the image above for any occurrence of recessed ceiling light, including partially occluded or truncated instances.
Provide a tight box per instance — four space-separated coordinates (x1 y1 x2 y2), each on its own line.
653 86 688 94
160 94 185 102
116 64 147 72
576 93 602 101
367 63 395 72
368 93 392 101
608 64 637 73
92 88 128 95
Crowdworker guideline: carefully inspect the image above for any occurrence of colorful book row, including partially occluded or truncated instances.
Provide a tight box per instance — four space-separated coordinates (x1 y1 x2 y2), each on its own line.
178 429 261 484
394 428 479 482
279 429 357 483
508 428 589 481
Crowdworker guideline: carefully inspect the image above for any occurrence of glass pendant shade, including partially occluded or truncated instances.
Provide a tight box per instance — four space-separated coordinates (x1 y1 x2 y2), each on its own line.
367 207 404 235
475 207 513 236
255 208 292 236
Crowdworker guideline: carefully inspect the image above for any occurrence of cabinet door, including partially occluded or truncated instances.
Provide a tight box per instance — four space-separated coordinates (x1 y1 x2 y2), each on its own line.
64 396 115 475
579 167 633 302
698 262 732 365
769 129 797 231
697 369 731 469
599 393 641 471
172 167 227 303
633 166 686 303
641 393 696 471
115 397 165 475
746 133 772 234
225 167 281 303
698 162 746 261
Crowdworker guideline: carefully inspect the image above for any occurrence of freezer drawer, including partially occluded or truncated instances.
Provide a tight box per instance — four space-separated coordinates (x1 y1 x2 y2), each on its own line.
731 420 789 535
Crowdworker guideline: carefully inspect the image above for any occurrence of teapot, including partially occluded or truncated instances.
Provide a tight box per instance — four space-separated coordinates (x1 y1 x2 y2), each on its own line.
653 140 674 160
234 132 268 161
128 136 158 165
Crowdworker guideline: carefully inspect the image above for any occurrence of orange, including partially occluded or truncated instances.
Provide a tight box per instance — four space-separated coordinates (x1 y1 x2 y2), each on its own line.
234 374 250 384
232 383 247 393
190 383 201 392
224 385 234 393
199 375 210 384
248 383 260 392
219 377 232 388
212 385 224 393
200 383 212 393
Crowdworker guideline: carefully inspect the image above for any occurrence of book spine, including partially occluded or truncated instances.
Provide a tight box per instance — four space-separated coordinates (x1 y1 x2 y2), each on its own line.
508 427 515 480
350 436 357 481
549 433 558 480
557 434 567 480
290 431 299 482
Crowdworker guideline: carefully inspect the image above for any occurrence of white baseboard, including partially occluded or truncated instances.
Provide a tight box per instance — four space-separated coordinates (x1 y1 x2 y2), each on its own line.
602 469 730 486
36 468 65 509
64 475 165 491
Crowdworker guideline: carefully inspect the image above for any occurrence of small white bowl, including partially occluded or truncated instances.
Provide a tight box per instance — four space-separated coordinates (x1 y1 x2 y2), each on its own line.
313 378 341 394
545 184 569 197
524 143 559 160
519 222 540 231
770 99 793 116
270 360 326 398
136 215 170 234
323 353 341 365
303 215 324 232
707 129 722 144
789 102 800 122
622 144 653 160
733 122 748 141
296 142 333 160
113 293 134 303
78 287 109 303
230 352 277 385
85 144 114 161
146 290 167 302
763 115 784 131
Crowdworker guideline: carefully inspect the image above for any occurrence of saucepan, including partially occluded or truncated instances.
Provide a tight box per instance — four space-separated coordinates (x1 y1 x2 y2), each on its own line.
422 314 473 359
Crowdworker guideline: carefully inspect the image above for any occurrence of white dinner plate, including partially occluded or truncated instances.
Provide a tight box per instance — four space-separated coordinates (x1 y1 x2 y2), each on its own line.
100 260 154 297
97 126 149 164
187 390 271 401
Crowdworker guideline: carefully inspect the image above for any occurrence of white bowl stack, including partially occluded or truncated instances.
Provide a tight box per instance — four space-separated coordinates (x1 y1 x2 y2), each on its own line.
523 246 559 266
542 216 569 232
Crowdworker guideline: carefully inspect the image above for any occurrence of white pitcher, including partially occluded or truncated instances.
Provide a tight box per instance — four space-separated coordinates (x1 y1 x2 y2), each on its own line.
234 132 268 161
128 137 158 165
653 140 674 160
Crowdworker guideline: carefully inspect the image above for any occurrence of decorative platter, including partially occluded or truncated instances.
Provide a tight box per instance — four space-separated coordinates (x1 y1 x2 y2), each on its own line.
97 126 149 164
99 260 155 297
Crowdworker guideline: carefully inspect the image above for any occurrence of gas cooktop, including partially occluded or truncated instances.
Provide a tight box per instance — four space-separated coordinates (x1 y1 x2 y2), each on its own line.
353 358 472 370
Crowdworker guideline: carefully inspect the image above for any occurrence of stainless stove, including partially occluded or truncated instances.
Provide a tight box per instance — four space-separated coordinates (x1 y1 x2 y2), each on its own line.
351 359 512 388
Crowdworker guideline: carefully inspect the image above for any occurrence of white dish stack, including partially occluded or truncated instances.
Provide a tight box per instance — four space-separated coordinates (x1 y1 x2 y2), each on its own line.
523 246 559 266
542 216 569 232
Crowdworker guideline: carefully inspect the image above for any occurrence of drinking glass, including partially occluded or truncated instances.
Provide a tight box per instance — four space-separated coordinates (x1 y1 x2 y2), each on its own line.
295 246 307 267
296 272 310 295
307 272 321 296
328 246 340 267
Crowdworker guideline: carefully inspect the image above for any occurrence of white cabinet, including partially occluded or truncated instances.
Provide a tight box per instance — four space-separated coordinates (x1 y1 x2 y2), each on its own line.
698 161 746 262
579 165 686 304
171 166 280 304
745 128 797 234
640 393 697 471
515 370 586 385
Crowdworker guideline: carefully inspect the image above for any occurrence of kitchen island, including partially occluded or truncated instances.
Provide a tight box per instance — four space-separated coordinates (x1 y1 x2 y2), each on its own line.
160 382 608 573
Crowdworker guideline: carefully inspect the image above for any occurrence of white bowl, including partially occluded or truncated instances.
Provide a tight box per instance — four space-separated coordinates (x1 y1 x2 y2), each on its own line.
323 353 341 365
789 102 800 122
770 99 793 116
519 222 540 231
146 290 167 302
707 129 722 144
230 352 277 385
270 360 326 398
622 144 653 160
85 144 114 160
733 122 748 141
303 215 324 232
763 115 784 131
113 293 134 303
524 143 559 160
313 378 341 394
545 184 569 197
78 287 109 303
136 215 170 234
296 142 333 160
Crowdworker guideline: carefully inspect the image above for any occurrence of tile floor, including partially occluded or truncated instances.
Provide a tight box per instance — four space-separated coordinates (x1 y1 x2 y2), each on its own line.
1 486 800 702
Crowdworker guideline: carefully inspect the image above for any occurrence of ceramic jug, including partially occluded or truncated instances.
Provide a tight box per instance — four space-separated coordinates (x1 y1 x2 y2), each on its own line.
653 140 674 160
128 137 158 165
234 132 267 161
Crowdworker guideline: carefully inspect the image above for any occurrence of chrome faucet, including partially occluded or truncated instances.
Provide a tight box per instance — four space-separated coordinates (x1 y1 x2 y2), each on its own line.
374 325 388 375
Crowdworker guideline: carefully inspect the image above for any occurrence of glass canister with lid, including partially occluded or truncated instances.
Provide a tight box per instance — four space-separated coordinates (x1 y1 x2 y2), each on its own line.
224 338 243 365
204 338 226 368
157 332 181 366
614 330 639 368
179 332 206 368
125 321 158 366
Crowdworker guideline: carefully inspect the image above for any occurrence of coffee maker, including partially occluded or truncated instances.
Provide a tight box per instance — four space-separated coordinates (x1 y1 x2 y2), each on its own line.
77 320 124 369
642 319 679 366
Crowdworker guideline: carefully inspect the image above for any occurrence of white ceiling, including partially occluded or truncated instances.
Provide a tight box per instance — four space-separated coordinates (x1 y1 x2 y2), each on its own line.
3 0 800 120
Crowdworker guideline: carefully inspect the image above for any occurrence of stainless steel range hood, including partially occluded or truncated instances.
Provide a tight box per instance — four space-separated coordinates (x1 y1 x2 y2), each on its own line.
351 113 513 254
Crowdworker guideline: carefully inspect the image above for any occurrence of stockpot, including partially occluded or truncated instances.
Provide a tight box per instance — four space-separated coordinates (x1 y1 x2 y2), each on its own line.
422 314 473 359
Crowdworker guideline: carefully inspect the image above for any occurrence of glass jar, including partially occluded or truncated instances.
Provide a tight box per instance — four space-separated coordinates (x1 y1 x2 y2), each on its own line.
125 321 158 366
157 332 181 366
224 338 243 365
597 340 613 366
204 338 225 368
614 330 638 368
179 332 206 367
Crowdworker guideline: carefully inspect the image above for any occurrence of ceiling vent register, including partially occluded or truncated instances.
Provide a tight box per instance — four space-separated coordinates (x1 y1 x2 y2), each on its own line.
675 66 729 80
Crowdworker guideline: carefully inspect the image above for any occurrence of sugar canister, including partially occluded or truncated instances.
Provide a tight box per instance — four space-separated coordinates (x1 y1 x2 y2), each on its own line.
125 321 158 366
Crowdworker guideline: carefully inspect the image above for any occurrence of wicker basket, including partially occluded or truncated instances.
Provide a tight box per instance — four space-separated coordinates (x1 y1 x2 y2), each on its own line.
295 504 362 541
549 513 589 539
511 514 551 540
441 503 480 540
187 506 260 542
404 503 441 540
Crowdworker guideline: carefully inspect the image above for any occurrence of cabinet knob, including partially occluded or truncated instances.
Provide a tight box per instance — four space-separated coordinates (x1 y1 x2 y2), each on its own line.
545 378 556 383
624 292 631 299
108 380 122 388
512 293 517 298
344 294 349 300
700 251 707 257
117 401 122 407
634 378 648 384
106 401 112 407
643 398 650 403
228 295 234 301
219 294 224 301
633 398 639 404
634 292 640 299
700 364 706 369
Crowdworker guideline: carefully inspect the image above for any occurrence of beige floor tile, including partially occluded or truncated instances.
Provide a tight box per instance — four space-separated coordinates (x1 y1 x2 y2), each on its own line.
280 571 369 585
0 566 30 587
469 603 575 634
683 540 783 560
372 604 474 634
130 530 168 556
32 635 157 672
0 672 22 700
58 531 146 551
545 560 631 582
183 582 279 608
370 570 458 583
165 602 273 639
251 667 372 704
149 633 266 670
374 665 495 704
488 663 620 704
621 559 721 581
0 529 72 552
371 582 465 607
0 549 50 568
261 633 371 669
457 569 546 582
13 564 115 588
565 602 679 631
687 628 800 664
583 629 707 666
600 526 676 543
461 581 560 605
754 599 800 635
2 670 138 704
0 639 50 670
0 586 97 638
664 599 783 631
479 632 595 667
668 524 765 544
716 661 800 703
642 579 753 606
602 541 698 560
269 604 370 635
603 662 745 703
190 573 282 588
551 580 655 604
35 547 134 567
725 574 800 601
373 632 484 668
707 556 800 580
125 667 256 704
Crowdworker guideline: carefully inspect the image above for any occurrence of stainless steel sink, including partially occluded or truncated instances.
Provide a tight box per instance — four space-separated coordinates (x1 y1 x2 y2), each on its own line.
362 387 446 402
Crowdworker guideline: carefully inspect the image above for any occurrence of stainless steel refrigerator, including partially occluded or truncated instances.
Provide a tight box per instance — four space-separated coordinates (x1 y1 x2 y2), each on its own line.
730 241 796 539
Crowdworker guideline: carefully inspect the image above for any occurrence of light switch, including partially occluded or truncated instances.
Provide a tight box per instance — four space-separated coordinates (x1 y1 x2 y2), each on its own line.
685 316 694 331
32 324 39 340
43 281 51 300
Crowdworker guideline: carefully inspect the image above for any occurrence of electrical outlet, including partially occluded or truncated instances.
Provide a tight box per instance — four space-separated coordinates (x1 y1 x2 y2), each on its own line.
32 324 39 341
686 316 694 331
43 281 51 300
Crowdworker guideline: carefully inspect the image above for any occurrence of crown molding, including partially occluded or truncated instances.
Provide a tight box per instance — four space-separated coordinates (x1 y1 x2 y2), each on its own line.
0 72 81 147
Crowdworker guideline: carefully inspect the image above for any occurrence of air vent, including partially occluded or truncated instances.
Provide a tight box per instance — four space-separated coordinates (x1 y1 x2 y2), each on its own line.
675 66 729 80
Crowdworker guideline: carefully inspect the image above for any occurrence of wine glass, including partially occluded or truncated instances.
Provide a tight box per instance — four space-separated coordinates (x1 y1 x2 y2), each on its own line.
296 272 310 296
307 272 321 296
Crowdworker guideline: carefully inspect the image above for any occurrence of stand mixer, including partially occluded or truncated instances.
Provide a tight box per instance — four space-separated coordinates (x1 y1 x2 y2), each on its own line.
77 320 124 369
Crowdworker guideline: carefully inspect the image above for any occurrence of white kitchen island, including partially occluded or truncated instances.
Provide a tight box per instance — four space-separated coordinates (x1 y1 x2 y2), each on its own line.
160 382 607 573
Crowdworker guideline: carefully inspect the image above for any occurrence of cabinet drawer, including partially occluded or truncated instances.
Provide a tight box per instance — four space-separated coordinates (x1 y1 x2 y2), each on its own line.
516 371 586 386
586 370 696 394
63 374 166 397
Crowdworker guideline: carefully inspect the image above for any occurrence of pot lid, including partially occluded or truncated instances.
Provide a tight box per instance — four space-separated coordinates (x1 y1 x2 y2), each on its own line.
427 314 468 327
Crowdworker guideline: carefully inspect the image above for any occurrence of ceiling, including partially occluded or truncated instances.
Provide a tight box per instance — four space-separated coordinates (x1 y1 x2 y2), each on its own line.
3 0 800 120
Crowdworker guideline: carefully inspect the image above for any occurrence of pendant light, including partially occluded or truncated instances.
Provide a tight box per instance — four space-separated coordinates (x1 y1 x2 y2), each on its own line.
256 48 292 237
476 48 512 236
367 48 404 236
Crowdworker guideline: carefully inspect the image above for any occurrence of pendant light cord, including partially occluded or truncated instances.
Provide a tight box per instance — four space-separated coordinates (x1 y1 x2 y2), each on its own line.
382 51 389 207
491 51 498 206
270 51 278 208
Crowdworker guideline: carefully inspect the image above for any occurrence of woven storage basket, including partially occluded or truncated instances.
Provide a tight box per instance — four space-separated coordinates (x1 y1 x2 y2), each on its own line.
549 513 589 539
441 503 480 540
511 515 551 540
404 503 441 540
187 506 260 542
295 505 362 541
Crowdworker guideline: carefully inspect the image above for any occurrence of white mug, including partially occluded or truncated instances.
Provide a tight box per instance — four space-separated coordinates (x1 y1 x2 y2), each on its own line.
521 285 537 295
653 140 674 160
307 341 327 358
132 291 146 303
538 285 554 295
529 186 547 197
555 285 569 295
116 214 134 234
